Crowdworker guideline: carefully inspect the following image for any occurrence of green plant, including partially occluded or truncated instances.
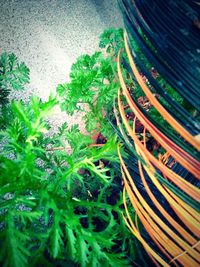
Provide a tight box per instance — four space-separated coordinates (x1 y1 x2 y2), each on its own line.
0 52 29 106
57 29 125 138
0 52 30 129
0 77 135 266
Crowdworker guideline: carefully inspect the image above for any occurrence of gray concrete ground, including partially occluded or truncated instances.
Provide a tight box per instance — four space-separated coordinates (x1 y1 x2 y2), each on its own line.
0 0 123 130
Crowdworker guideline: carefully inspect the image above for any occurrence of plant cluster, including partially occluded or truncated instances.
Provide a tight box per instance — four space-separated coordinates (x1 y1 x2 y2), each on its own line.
0 33 137 267
0 52 29 106
57 28 124 138
0 53 29 129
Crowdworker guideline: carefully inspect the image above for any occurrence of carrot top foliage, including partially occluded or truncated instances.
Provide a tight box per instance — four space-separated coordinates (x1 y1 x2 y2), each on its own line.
0 31 136 267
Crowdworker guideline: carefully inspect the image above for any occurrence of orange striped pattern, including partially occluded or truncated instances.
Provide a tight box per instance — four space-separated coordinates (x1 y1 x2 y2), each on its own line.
116 32 200 266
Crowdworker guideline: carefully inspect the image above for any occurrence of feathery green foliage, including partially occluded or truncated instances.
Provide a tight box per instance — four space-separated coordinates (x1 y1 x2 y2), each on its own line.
0 52 30 129
0 52 29 106
0 41 136 266
57 29 124 138
0 95 135 267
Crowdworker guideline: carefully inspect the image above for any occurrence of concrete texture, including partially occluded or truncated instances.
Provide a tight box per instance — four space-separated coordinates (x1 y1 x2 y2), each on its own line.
0 0 123 130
